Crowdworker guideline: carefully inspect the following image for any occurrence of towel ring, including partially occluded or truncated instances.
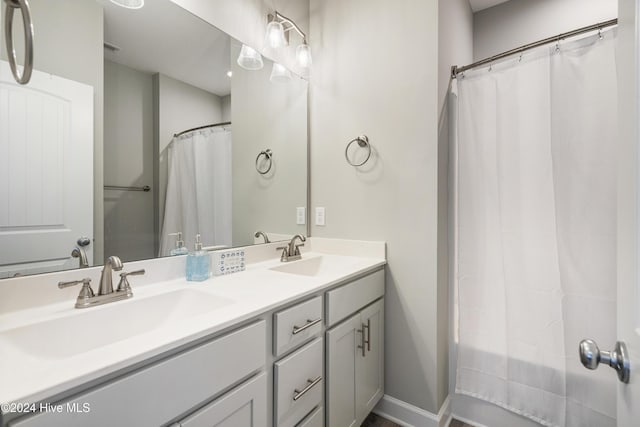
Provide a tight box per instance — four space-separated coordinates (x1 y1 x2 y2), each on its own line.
255 149 273 174
345 135 371 167
4 0 34 85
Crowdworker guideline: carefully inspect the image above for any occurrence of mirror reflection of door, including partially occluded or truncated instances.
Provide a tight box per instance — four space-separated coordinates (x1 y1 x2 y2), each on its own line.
0 61 94 278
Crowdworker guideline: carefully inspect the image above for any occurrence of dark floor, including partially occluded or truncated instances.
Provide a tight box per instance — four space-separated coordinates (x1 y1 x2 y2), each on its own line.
362 413 473 427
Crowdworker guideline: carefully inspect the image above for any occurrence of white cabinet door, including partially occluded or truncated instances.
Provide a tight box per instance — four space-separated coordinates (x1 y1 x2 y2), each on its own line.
356 299 384 419
180 373 267 427
0 60 94 277
326 313 361 427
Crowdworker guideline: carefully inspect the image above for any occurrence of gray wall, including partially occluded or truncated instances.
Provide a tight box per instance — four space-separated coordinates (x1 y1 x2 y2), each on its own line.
104 60 154 262
154 74 223 251
309 0 443 414
221 95 231 122
473 0 617 60
1 0 105 264
438 0 473 409
230 44 307 246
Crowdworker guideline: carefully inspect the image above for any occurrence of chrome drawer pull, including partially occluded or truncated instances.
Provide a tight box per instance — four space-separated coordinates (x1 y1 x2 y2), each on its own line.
293 376 322 401
292 318 322 335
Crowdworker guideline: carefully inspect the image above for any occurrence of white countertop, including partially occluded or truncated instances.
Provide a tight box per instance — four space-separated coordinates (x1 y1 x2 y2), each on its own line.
0 240 385 406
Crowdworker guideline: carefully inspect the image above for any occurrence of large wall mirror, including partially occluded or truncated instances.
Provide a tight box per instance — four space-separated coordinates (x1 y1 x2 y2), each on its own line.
0 0 308 278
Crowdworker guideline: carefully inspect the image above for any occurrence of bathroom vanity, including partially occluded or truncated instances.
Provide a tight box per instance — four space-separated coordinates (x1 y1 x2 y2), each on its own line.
0 239 385 427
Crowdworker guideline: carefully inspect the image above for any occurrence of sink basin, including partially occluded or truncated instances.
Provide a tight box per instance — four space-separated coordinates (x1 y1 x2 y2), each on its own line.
270 256 330 277
0 289 233 359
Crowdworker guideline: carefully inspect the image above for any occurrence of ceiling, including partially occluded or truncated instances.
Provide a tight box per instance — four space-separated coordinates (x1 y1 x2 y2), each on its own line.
98 0 231 96
468 0 511 13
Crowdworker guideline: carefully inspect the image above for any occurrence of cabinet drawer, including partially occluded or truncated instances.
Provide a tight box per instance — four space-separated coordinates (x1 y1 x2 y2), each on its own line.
326 269 384 327
11 321 266 427
274 296 322 356
296 406 323 427
274 338 323 427
179 372 267 427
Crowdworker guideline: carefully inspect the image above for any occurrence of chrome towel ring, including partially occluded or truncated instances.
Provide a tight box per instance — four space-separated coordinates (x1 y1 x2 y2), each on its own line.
3 0 34 85
345 135 371 167
255 149 273 174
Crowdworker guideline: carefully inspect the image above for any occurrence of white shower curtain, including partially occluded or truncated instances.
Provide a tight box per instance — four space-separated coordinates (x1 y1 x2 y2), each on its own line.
453 30 617 427
159 127 232 256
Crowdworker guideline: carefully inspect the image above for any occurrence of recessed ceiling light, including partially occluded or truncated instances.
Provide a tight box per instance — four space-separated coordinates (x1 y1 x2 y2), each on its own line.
226 71 233 78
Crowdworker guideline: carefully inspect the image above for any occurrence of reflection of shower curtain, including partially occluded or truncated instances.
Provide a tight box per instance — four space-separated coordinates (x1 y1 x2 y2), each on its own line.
453 31 617 427
159 127 232 256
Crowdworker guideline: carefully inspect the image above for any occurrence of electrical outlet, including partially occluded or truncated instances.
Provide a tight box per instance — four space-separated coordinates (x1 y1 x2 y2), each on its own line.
296 207 306 225
315 207 325 226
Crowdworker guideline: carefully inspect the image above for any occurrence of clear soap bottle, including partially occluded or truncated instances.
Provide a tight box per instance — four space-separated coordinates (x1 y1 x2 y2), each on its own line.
186 234 210 281
169 232 188 256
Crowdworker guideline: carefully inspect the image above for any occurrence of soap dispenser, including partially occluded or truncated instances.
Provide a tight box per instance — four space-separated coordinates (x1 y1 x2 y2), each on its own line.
186 234 210 281
169 232 188 256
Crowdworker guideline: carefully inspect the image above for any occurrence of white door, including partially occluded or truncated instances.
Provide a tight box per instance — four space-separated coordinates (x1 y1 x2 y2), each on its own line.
615 0 640 423
0 60 93 277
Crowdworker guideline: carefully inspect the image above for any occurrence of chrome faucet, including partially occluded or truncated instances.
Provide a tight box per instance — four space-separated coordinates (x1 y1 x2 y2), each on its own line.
254 230 270 243
98 255 123 295
71 246 89 268
276 235 306 262
58 256 144 309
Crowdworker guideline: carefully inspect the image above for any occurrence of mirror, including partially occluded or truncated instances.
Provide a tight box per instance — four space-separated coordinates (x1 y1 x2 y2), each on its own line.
0 0 308 278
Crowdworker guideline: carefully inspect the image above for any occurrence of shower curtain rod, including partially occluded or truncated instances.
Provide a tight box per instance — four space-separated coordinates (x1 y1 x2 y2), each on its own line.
174 121 232 137
451 18 617 78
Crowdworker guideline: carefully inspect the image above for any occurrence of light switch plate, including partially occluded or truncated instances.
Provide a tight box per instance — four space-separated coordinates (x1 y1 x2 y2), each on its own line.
296 207 306 225
315 207 326 226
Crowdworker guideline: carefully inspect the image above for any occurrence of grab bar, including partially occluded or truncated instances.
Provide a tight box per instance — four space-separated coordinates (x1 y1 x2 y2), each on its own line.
3 0 34 84
104 185 151 192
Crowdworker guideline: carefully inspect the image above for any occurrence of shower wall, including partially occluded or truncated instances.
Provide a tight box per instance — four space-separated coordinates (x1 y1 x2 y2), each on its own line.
473 0 617 60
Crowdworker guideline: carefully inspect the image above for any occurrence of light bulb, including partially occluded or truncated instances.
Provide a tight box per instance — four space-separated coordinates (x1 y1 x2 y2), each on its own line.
265 21 287 48
109 0 144 9
237 45 264 71
270 63 292 84
296 43 312 69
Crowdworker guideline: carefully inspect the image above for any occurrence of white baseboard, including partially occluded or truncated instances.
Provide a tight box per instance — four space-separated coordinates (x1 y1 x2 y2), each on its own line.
373 394 451 427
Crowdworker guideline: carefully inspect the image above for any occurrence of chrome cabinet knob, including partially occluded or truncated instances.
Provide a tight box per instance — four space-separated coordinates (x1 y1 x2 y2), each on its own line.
579 339 630 383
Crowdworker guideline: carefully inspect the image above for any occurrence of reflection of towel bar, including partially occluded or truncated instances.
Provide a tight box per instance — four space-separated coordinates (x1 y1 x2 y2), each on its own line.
104 185 151 192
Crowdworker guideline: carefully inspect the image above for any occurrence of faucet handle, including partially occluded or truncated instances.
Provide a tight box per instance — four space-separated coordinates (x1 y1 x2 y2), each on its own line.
121 269 145 277
58 277 91 289
58 278 94 299
117 269 145 293
293 243 305 255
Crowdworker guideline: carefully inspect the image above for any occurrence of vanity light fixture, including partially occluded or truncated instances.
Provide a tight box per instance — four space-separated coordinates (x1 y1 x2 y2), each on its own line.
270 63 292 83
267 11 312 71
296 43 312 68
265 20 287 49
237 44 264 70
109 0 144 9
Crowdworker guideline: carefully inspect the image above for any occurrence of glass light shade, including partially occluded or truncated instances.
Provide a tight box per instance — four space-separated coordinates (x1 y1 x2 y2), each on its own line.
237 45 264 71
110 0 144 9
270 63 292 84
296 43 313 69
265 21 287 48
